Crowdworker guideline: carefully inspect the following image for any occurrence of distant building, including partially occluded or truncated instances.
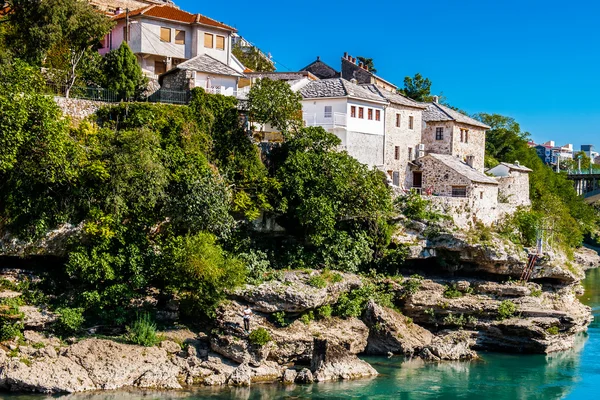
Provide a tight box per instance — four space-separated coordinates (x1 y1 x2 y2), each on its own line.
487 162 532 207
581 144 599 161
532 140 574 167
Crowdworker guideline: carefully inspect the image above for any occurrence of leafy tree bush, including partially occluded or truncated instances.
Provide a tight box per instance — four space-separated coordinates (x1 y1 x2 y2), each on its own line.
443 284 463 299
55 307 85 336
395 190 446 222
497 300 517 320
316 304 332 319
103 43 147 100
247 78 302 133
248 327 272 346
125 313 161 347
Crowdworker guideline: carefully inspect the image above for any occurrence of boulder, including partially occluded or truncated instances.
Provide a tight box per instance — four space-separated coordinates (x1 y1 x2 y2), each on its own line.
228 364 252 386
210 334 273 367
159 340 181 354
21 306 58 330
362 300 433 356
282 369 297 384
310 339 378 382
420 331 478 361
295 368 314 384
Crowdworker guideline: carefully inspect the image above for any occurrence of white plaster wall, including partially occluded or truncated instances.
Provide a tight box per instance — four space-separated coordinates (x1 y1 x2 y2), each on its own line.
346 99 385 135
138 19 191 59
195 72 237 95
302 98 347 123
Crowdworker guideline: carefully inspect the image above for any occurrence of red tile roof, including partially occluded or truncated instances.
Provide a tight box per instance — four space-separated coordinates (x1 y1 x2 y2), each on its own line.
113 5 235 32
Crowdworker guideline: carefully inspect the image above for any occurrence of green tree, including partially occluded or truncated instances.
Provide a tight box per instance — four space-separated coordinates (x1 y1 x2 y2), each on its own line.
274 127 393 271
399 73 433 102
247 78 303 133
232 42 275 72
4 0 114 97
103 43 147 101
357 56 377 73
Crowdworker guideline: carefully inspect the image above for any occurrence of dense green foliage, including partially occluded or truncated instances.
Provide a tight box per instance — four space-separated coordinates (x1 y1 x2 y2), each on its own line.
55 308 85 336
103 43 147 100
248 327 272 346
476 113 598 251
399 73 433 102
125 313 161 347
357 56 377 73
232 43 275 72
497 300 517 320
247 78 303 132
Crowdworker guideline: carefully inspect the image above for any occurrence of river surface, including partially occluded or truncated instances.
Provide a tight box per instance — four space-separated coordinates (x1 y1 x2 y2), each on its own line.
5 268 600 400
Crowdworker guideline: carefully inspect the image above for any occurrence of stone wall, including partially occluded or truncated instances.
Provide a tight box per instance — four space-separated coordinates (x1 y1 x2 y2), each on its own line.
496 171 531 206
451 123 486 172
422 121 454 156
428 194 499 228
54 97 109 122
384 104 422 187
161 69 195 91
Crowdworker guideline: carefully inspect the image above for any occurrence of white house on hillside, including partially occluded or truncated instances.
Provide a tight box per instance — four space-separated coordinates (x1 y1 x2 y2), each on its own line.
299 78 388 167
99 4 245 87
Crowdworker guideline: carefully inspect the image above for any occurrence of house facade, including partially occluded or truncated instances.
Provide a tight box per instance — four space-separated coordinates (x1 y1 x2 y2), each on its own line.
421 99 489 173
487 162 532 207
100 4 244 83
300 78 387 167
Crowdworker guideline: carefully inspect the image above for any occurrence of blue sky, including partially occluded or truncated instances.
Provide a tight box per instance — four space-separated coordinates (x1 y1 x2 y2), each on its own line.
179 0 600 150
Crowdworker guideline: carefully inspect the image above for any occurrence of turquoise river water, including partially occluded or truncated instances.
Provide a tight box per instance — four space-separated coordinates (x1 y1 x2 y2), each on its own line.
5 268 600 400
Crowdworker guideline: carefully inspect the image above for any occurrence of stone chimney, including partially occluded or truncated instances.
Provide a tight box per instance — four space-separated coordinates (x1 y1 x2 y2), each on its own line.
432 95 439 103
343 52 348 59
316 56 320 61
466 156 475 168
359 62 364 68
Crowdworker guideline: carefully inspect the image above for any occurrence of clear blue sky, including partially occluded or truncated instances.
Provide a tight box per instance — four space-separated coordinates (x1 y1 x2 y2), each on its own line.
178 0 600 150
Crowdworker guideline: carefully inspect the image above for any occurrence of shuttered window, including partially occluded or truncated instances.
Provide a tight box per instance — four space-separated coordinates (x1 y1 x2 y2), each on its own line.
375 110 381 121
394 146 400 160
351 106 356 118
358 107 364 119
216 35 225 50
204 33 214 48
396 114 401 127
409 116 414 129
160 27 171 42
368 109 373 120
175 30 185 45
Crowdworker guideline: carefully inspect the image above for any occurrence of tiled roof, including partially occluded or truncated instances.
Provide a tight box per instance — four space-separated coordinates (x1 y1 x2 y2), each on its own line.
423 102 490 129
246 71 319 81
114 5 236 31
362 85 427 109
426 154 498 184
172 54 243 77
300 78 387 103
500 162 533 173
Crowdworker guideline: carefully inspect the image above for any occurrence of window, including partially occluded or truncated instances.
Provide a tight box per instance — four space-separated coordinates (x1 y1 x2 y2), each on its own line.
351 106 356 118
216 35 225 50
175 30 185 45
451 186 467 198
368 108 373 120
460 129 469 143
204 33 214 48
394 146 400 160
324 106 332 118
358 107 364 119
480 191 484 199
160 27 171 42
465 130 469 143
408 147 413 161
409 116 414 129
375 110 381 121
435 127 444 140
460 130 464 142
396 114 401 127
154 60 166 75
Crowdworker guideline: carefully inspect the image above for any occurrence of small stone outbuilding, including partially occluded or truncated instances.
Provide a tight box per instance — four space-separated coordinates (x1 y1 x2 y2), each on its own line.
487 161 532 207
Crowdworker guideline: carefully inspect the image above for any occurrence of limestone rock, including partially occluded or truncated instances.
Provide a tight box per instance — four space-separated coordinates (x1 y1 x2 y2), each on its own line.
234 270 361 313
228 364 252 386
311 339 378 382
160 340 181 354
362 300 433 356
421 330 478 361
282 368 297 384
295 368 314 384
575 247 600 270
21 306 58 331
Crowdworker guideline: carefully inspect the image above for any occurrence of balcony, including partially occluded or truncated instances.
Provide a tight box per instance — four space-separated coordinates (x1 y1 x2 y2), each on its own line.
200 84 250 99
302 112 347 129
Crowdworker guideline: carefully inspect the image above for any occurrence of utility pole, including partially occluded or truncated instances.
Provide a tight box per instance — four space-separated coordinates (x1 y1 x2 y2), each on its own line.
125 8 129 44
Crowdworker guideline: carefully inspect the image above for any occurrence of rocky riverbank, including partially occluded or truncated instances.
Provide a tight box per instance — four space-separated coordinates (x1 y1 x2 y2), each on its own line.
1 230 599 394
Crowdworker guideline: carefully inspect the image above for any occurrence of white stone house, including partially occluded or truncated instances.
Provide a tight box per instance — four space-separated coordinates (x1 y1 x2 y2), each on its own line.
299 78 388 168
417 153 500 226
421 99 490 173
99 4 245 83
487 162 532 207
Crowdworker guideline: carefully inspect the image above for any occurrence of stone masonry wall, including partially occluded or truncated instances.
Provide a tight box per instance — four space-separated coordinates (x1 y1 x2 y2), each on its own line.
161 69 195 91
422 121 454 157
54 97 109 122
384 104 422 188
451 123 486 172
497 171 531 206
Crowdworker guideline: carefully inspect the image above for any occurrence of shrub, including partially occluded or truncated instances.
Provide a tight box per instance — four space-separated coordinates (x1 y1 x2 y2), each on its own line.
272 311 288 327
497 300 517 320
0 322 23 342
443 313 466 327
308 274 327 289
546 326 559 335
248 327 272 346
530 288 542 297
316 304 332 319
300 311 315 325
443 284 463 299
401 274 423 297
55 307 85 336
125 313 160 347
395 190 445 222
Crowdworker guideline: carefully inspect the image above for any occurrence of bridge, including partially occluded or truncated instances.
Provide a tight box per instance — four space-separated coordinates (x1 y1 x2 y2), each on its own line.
567 170 600 203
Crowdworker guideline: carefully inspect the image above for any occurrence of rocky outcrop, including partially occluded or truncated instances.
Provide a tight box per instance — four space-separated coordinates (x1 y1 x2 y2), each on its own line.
234 270 361 313
311 339 378 382
420 330 478 361
362 300 433 356
0 224 81 258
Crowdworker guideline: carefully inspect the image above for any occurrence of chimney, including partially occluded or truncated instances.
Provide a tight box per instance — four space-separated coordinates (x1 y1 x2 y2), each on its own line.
343 52 348 59
316 56 320 61
359 62 364 68
365 65 369 71
466 156 475 168
514 160 520 167
352 57 356 64
432 95 439 103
